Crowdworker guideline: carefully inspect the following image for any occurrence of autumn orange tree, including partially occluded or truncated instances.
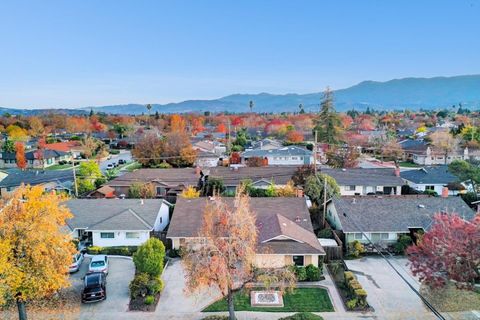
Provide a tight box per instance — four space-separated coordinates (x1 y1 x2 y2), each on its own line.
15 142 26 170
182 189 257 320
0 185 76 320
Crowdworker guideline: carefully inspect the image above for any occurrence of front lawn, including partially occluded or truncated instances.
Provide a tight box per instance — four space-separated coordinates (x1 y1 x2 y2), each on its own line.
203 288 333 313
397 161 420 168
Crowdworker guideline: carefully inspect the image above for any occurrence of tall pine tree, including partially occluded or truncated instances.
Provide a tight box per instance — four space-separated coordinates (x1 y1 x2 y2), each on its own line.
313 87 341 144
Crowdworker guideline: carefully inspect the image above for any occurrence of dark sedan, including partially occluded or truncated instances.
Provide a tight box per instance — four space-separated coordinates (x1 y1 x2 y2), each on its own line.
81 272 107 303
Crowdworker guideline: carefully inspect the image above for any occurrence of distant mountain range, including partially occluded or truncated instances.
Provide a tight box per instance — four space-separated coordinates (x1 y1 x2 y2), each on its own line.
2 74 480 115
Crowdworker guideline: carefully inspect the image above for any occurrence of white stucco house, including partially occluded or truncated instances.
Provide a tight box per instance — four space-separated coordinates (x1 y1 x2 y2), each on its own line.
65 199 171 247
400 166 465 196
241 146 314 166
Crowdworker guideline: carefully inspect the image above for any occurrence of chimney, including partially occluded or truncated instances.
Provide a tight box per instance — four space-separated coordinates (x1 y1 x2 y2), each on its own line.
296 187 304 197
441 187 449 198
195 166 201 176
394 166 400 177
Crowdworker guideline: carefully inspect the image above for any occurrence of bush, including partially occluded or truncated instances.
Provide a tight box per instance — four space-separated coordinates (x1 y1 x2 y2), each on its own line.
147 277 164 295
144 295 155 305
355 289 368 306
133 238 166 277
348 240 365 257
346 298 358 310
294 266 308 281
278 312 324 320
344 271 355 282
201 316 229 320
317 228 333 239
348 279 362 291
306 264 321 281
86 246 102 255
109 149 120 155
129 273 150 298
86 246 137 256
394 234 413 255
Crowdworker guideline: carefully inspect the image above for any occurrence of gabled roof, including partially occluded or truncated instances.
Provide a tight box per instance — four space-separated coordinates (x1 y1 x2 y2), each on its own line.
400 166 459 185
45 141 83 152
322 168 404 186
331 196 474 233
168 197 325 255
65 199 166 232
25 149 69 160
0 169 74 188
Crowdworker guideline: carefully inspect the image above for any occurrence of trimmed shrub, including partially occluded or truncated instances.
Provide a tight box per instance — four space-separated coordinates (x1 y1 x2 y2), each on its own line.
348 279 362 291
87 246 102 255
295 266 308 281
86 246 137 256
394 234 413 255
201 316 229 320
129 273 150 298
344 271 355 282
278 312 324 320
317 228 333 239
355 289 368 306
306 264 322 281
348 240 365 258
147 277 165 295
133 238 166 277
144 295 155 305
346 298 358 310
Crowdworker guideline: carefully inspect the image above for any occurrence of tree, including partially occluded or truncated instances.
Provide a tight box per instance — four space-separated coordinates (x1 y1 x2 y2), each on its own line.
304 173 340 206
113 123 129 138
28 116 45 137
180 185 200 198
133 238 166 278
182 189 258 320
170 114 186 133
249 100 254 113
132 134 164 167
15 142 26 170
313 87 342 144
381 140 403 162
291 165 316 186
77 160 103 195
128 182 156 198
6 125 28 142
407 213 480 289
247 156 266 167
163 132 197 167
0 185 76 320
326 147 360 168
202 178 226 196
449 160 480 194
430 131 455 164
2 139 15 153
286 130 304 143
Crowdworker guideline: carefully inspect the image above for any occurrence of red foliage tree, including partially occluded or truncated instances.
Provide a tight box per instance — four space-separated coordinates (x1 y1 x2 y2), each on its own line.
286 130 304 143
407 213 480 289
229 152 241 164
15 142 27 170
216 123 227 134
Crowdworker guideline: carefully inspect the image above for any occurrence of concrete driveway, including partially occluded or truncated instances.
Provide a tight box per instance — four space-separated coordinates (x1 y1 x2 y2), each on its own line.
345 256 436 320
70 255 135 319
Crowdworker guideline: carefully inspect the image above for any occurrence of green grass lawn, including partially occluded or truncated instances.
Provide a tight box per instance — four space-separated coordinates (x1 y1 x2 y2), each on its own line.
45 163 76 170
203 288 334 313
398 161 420 168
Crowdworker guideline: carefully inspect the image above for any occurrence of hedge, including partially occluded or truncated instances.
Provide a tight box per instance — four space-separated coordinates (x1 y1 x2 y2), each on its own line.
292 264 323 282
87 245 138 256
278 312 324 320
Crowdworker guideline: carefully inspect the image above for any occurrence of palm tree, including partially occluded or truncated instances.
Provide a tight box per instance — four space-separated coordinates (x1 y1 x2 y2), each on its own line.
146 104 152 128
249 100 254 113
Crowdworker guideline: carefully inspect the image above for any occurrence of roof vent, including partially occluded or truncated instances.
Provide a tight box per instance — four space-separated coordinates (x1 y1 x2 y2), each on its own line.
282 222 287 227
418 204 425 208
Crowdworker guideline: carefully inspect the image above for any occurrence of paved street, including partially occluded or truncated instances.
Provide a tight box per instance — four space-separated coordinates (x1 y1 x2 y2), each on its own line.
99 150 132 172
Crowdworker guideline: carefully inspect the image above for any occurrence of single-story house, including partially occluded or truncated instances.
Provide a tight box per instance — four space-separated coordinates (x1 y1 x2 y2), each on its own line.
44 141 85 158
400 140 468 165
0 149 71 169
65 199 171 247
88 185 116 198
0 168 74 196
400 166 465 196
192 140 226 156
104 166 299 200
194 151 221 168
250 138 283 150
168 197 325 268
326 196 474 248
322 168 404 196
241 146 314 166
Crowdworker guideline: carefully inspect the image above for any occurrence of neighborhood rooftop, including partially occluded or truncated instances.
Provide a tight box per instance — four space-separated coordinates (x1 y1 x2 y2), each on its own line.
65 199 167 232
332 196 474 233
0 168 74 188
400 166 459 185
321 168 404 186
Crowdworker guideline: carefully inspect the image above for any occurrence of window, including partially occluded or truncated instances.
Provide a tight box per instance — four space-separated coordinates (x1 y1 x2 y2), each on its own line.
354 233 363 240
347 185 356 191
292 255 304 266
156 187 166 196
291 156 298 160
425 185 435 191
160 217 163 224
380 233 389 240
100 232 114 239
126 232 140 239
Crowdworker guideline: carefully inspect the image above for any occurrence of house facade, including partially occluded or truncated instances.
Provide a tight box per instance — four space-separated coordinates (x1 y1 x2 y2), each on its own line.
412 146 468 165
65 199 171 247
322 168 404 196
241 146 314 166
0 169 74 196
0 149 71 169
401 166 465 196
168 197 325 268
326 196 474 249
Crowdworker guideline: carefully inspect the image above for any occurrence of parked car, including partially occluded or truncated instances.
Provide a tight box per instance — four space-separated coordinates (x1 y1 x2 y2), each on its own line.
118 159 126 165
88 255 109 274
77 240 92 254
81 272 107 303
106 163 114 170
69 252 84 273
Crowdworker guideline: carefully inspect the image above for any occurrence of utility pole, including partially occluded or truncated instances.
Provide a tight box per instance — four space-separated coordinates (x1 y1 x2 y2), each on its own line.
72 159 78 197
322 177 327 228
313 130 318 174
227 119 231 154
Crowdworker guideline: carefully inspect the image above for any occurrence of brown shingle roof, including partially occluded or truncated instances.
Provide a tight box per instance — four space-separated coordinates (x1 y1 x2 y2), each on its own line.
168 197 325 255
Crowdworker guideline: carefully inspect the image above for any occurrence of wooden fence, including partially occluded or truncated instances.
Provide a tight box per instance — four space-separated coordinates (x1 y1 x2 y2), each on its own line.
322 221 344 262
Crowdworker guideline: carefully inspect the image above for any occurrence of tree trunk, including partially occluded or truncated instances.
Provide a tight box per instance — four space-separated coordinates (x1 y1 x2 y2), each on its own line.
227 288 236 320
16 299 27 320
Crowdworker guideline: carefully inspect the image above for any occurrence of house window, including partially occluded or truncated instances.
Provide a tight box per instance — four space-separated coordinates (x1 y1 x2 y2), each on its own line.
291 157 298 160
425 185 435 191
300 157 304 160
292 255 304 266
380 233 389 240
156 187 166 196
354 233 363 240
347 185 356 191
100 232 115 239
160 217 163 224
126 232 141 239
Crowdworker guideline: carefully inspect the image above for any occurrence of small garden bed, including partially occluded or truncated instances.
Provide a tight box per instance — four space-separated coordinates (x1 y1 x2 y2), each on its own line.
327 261 371 312
203 287 333 312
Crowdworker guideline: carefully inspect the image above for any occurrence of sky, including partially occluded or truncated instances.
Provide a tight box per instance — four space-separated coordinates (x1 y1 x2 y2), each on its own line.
0 0 479 109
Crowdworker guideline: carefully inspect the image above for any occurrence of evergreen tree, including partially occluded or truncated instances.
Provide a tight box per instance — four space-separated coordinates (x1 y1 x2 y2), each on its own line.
313 87 341 144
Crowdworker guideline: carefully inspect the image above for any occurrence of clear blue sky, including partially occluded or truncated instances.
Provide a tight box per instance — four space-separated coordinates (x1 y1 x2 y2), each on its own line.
1 0 479 109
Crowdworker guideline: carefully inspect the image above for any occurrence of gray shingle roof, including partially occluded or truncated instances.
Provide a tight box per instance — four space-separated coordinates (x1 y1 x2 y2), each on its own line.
332 196 474 233
65 199 165 231
400 166 459 185
322 168 404 186
168 197 325 255
0 169 74 188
